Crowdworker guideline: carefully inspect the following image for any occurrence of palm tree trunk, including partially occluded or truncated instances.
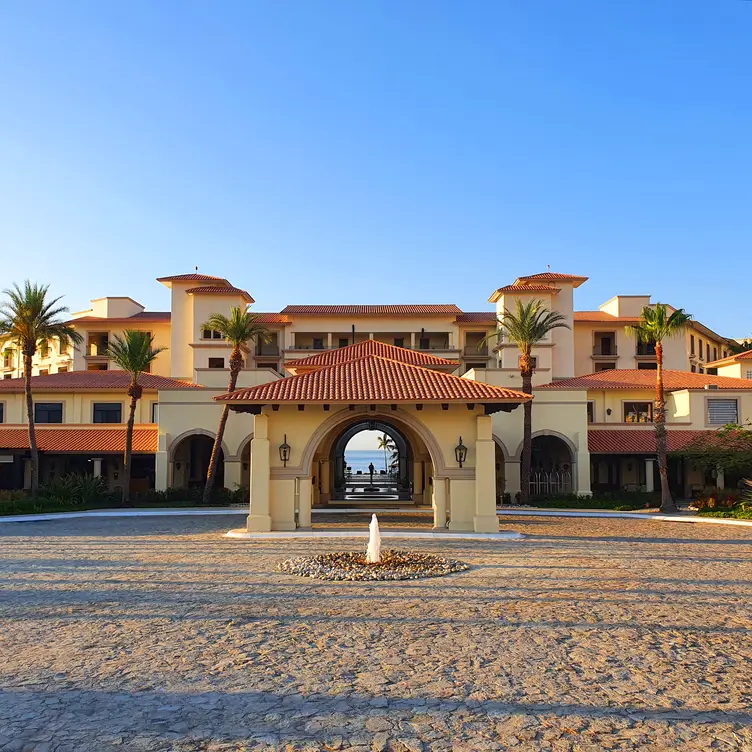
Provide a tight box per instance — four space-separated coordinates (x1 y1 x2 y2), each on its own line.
122 388 138 504
24 353 39 494
203 349 241 504
654 341 677 513
520 372 533 505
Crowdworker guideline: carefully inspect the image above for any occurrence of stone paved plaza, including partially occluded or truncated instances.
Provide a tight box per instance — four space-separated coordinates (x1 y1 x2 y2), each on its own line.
1 515 751 751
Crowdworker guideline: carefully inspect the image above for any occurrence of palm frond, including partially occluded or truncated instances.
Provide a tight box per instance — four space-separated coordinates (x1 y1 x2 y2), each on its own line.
202 306 271 348
626 304 693 344
104 330 168 377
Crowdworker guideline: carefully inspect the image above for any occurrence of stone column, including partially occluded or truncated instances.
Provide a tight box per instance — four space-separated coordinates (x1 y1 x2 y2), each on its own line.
645 458 655 493
92 458 103 478
247 413 272 532
474 415 499 533
410 332 416 349
297 477 312 528
319 460 331 504
224 460 242 493
327 333 333 349
716 469 725 491
432 477 447 529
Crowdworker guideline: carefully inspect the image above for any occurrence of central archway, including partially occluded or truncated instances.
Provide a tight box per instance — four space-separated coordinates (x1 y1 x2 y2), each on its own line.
307 410 437 507
332 419 412 500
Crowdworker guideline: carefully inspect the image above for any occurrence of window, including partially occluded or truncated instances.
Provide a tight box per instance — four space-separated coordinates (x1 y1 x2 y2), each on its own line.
623 402 653 423
698 339 703 359
587 401 595 423
393 337 404 348
151 403 159 423
0 403 3 423
594 362 616 372
464 361 486 371
636 342 656 356
691 365 697 373
713 347 717 361
707 344 711 361
38 369 49 376
87 363 107 371
2 351 12 369
39 341 49 358
699 367 705 374
707 398 738 425
419 337 430 349
202 329 223 340
93 403 122 424
35 403 63 423
690 335 695 355
208 358 225 369
313 338 324 350
3 374 11 380
57 366 68 373
745 370 752 380
338 338 349 348
637 362 657 370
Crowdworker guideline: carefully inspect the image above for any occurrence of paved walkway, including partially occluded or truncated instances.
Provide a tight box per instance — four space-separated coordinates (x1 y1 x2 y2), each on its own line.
0 515 751 751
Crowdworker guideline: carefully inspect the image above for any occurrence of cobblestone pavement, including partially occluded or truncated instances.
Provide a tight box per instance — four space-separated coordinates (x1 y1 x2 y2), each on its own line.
1 515 751 751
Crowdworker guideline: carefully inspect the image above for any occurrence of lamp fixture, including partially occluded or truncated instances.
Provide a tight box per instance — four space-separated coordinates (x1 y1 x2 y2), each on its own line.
455 437 468 468
279 434 291 467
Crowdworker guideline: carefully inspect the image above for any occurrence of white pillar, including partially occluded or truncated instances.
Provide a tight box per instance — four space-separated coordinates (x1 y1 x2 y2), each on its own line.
369 332 374 340
92 458 103 478
474 415 499 533
432 477 447 529
410 332 416 349
247 413 272 532
645 458 655 493
327 333 333 349
298 476 312 528
716 469 725 491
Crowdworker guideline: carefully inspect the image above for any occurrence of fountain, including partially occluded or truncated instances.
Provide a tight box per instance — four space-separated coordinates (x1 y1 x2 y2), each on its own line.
365 513 382 564
277 513 469 581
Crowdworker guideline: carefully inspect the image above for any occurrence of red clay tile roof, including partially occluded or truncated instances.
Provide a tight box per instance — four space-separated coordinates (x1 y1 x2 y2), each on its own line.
286 340 459 369
157 273 229 284
252 313 290 324
279 305 462 316
518 272 589 284
216 354 530 405
455 312 498 324
70 312 172 325
589 429 711 454
573 311 641 324
540 370 752 391
0 371 200 392
706 350 752 367
492 284 561 294
0 426 158 453
186 286 254 302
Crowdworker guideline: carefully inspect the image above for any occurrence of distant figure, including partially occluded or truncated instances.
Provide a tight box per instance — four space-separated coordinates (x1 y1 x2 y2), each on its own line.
368 462 375 483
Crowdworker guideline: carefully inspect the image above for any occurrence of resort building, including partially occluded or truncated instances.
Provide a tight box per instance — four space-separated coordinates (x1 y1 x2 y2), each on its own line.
1 271 750 531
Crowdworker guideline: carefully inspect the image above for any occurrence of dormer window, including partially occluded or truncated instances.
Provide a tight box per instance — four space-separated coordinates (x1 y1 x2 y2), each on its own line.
202 329 223 340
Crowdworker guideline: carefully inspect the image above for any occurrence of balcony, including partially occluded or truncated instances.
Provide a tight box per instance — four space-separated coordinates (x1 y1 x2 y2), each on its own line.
86 332 110 357
463 345 490 357
592 333 617 359
592 345 618 357
636 343 657 359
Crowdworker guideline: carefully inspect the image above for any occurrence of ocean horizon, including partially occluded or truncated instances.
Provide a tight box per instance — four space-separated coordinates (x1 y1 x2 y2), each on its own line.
344 449 392 474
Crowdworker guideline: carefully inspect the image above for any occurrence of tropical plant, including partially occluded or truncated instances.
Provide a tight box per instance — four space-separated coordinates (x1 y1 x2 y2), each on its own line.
105 330 167 503
626 304 692 513
0 281 83 493
200 306 271 503
377 433 396 474
676 423 752 478
482 299 569 505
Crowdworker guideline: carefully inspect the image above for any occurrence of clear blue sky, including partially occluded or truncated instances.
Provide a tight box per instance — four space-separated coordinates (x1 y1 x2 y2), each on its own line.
1 1 750 335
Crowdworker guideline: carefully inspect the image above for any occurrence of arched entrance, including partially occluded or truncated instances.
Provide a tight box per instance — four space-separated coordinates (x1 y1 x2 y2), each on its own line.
332 420 412 501
310 413 435 507
530 434 573 497
170 433 224 490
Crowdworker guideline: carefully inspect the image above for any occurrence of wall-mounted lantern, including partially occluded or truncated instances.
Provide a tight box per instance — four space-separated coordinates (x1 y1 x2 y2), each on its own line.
279 434 291 467
455 437 468 468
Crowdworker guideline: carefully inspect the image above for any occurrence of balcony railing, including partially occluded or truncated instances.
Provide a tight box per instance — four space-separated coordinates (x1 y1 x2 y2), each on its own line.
636 344 657 357
256 345 280 356
592 345 617 356
463 345 489 356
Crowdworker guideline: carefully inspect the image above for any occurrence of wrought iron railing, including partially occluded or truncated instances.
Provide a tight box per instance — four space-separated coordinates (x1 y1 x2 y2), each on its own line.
529 469 572 497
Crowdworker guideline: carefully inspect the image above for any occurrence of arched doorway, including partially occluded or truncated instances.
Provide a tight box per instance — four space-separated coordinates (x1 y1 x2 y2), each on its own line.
310 414 435 507
530 434 573 497
332 420 412 500
171 433 224 490
495 441 506 504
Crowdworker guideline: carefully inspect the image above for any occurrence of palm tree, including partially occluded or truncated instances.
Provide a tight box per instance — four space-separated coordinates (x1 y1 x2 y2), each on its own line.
0 282 83 494
377 433 396 474
201 306 271 503
627 304 692 513
105 331 167 503
483 299 569 505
